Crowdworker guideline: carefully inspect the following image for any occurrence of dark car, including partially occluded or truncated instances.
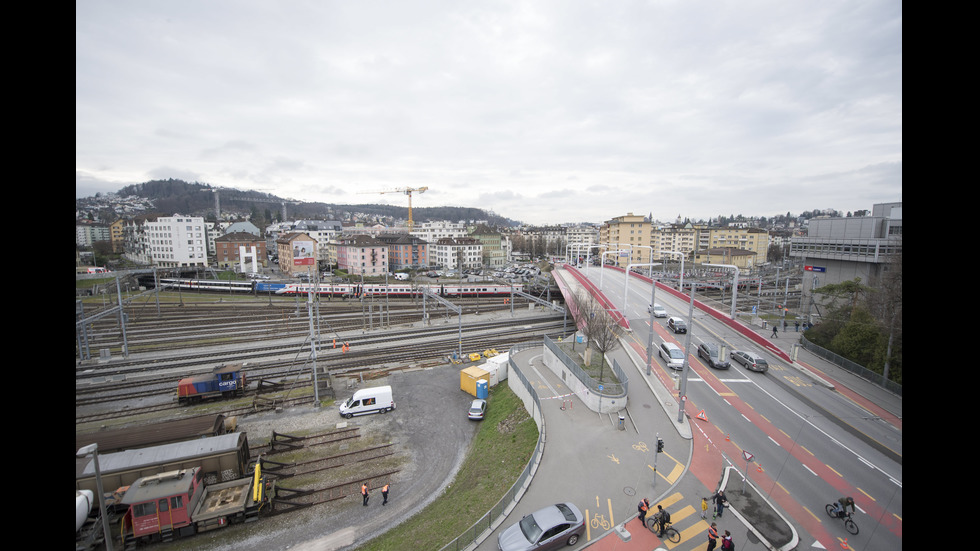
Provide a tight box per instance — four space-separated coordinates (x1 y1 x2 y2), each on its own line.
731 350 769 372
667 317 687 334
497 502 585 551
697 342 730 369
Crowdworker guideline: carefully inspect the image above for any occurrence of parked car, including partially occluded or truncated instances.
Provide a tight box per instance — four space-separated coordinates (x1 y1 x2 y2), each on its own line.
468 399 487 420
497 502 586 551
697 342 730 369
731 350 769 372
667 317 687 334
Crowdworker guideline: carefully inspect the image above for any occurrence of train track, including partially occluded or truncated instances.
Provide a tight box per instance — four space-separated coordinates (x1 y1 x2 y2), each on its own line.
76 310 568 425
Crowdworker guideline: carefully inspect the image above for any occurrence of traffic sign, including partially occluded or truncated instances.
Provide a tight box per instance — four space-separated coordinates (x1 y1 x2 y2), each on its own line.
742 450 754 462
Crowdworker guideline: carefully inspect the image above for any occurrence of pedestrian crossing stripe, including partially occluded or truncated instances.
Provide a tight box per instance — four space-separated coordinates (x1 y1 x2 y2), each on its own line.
648 461 685 484
649 494 714 550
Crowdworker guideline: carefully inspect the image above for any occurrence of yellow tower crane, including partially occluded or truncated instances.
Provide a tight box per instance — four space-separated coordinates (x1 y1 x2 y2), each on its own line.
359 187 428 230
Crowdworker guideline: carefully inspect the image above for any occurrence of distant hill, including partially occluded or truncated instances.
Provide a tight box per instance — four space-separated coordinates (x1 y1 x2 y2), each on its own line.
109 179 520 227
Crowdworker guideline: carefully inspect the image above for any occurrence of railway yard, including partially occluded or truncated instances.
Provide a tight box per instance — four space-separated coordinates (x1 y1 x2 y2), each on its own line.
76 286 566 551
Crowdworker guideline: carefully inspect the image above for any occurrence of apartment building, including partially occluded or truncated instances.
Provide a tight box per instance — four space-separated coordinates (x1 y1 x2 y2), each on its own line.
651 221 698 265
468 225 507 269
430 237 483 270
276 232 317 276
599 213 652 267
214 232 267 269
376 234 429 270
128 214 209 268
336 235 389 276
411 221 468 243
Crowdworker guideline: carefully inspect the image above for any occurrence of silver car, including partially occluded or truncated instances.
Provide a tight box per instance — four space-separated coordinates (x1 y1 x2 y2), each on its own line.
468 399 487 420
731 350 769 372
498 502 585 551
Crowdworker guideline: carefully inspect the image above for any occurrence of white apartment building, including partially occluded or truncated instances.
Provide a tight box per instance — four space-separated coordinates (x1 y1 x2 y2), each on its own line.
144 214 210 268
430 237 483 270
411 221 468 243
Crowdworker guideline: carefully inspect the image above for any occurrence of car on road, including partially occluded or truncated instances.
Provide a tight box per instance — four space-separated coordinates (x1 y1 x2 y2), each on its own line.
667 317 687 334
698 342 730 369
468 399 487 420
647 303 668 318
659 342 685 370
497 502 585 551
731 350 769 372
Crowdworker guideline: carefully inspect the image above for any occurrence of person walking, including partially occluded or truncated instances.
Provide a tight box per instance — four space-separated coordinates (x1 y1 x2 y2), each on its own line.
712 490 727 519
770 324 778 338
706 522 719 551
701 497 709 519
361 482 369 506
382 483 390 506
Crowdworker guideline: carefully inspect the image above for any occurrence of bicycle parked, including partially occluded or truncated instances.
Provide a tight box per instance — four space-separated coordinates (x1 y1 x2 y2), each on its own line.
825 503 859 535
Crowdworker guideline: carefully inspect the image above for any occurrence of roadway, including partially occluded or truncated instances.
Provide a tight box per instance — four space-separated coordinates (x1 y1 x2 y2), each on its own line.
471 265 901 551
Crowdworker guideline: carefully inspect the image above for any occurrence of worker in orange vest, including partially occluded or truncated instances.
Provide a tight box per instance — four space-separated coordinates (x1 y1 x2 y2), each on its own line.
637 498 650 526
361 482 369 506
707 522 719 551
382 483 390 506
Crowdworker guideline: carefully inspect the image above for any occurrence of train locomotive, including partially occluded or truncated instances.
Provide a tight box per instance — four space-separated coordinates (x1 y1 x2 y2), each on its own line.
117 462 268 547
177 364 248 404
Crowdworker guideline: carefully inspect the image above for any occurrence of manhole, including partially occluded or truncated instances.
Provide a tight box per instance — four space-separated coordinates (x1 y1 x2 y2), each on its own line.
624 486 636 496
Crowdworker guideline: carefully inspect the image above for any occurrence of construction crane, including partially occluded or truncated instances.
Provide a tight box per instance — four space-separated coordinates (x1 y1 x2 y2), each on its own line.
359 187 428 231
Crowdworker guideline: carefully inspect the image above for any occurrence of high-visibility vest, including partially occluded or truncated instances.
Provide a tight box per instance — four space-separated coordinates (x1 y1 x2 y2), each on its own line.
361 484 368 495
708 526 719 540
382 484 389 493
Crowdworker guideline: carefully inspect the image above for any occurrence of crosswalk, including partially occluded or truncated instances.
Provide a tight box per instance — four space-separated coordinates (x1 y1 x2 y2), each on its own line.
644 491 715 550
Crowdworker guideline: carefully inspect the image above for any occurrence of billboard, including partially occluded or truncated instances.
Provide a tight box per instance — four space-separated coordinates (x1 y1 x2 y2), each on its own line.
292 240 315 266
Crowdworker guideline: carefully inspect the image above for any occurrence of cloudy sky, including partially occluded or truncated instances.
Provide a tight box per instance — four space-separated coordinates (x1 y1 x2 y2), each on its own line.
76 1 901 225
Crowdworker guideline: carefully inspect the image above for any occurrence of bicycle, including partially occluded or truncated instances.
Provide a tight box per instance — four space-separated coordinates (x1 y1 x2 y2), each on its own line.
824 504 859 535
645 517 681 543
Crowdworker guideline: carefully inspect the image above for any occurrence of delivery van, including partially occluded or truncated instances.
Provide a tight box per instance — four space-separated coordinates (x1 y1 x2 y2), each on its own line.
339 385 395 418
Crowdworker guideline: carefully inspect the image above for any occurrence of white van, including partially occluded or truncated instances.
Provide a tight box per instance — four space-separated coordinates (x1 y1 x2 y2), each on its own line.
394 272 409 281
339 385 395 418
659 342 685 370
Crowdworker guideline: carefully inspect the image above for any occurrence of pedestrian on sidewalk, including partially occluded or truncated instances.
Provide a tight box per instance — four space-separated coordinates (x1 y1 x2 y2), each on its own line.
382 483 389 505
771 325 778 338
701 497 709 519
706 522 719 551
361 482 369 506
712 489 727 519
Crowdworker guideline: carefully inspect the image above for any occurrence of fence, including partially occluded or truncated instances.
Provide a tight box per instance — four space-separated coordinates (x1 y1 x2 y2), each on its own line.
543 335 628 399
437 340 545 551
799 334 902 396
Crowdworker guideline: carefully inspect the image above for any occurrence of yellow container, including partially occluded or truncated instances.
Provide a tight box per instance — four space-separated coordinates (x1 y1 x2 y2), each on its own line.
460 366 490 396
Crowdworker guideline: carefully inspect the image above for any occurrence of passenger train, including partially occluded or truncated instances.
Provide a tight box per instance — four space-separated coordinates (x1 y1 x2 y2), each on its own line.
151 278 523 298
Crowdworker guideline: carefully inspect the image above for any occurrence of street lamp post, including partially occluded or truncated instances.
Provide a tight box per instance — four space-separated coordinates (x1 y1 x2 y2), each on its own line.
77 443 114 551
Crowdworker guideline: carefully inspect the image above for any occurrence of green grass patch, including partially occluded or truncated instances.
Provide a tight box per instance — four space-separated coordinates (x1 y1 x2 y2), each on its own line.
357 383 538 551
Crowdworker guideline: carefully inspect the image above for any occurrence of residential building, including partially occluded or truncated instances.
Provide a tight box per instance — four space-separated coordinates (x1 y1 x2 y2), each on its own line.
651 221 698 265
430 237 483 270
76 222 111 247
468 225 507 269
599 213 652 268
337 235 389 276
214 232 268 269
411 221 468 243
276 232 317 276
693 247 759 270
132 214 209 268
376 234 429 271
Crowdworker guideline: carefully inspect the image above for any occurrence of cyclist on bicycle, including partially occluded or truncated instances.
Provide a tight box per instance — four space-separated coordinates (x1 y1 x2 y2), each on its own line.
832 496 855 518
652 504 671 537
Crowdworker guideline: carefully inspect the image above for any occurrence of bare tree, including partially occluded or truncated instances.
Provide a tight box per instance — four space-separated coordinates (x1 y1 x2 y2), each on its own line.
571 290 621 375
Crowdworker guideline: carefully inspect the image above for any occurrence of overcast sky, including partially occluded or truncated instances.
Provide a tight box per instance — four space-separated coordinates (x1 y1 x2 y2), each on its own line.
76 1 901 225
